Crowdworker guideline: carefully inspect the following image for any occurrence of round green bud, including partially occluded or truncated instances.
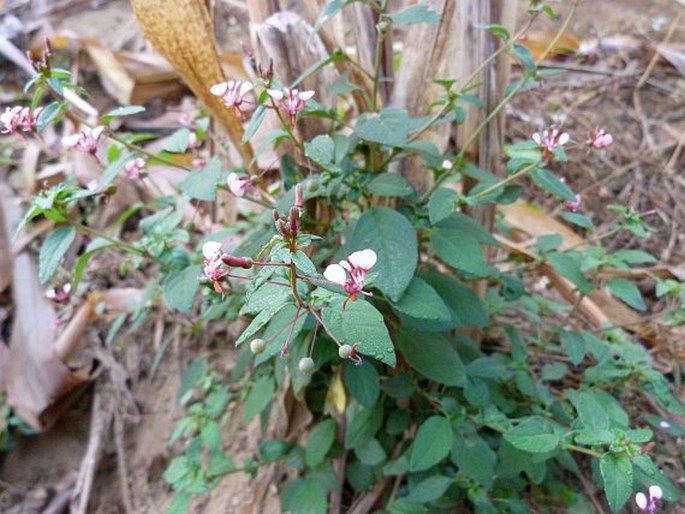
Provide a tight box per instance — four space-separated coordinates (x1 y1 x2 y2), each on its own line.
250 338 266 354
298 357 315 375
338 344 353 360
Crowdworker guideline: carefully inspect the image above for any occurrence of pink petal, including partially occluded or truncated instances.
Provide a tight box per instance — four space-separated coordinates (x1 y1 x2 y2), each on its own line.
227 173 250 197
649 486 663 500
532 133 542 145
348 249 376 270
323 264 347 286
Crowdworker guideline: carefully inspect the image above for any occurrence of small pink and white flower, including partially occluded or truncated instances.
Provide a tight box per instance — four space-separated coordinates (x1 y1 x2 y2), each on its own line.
1 106 42 135
266 87 314 125
46 283 71 302
589 128 613 149
210 80 253 116
227 172 254 197
324 249 377 302
563 194 582 212
635 485 662 513
63 125 106 163
124 158 146 180
201 240 229 293
532 128 570 159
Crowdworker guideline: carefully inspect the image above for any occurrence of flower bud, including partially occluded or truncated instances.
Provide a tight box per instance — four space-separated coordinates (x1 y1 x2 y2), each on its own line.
221 254 253 269
250 338 266 354
294 183 303 209
289 206 300 235
338 344 353 359
273 209 280 223
298 357 315 375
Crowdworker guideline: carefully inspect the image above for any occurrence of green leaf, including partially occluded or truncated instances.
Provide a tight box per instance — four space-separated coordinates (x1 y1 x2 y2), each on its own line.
600 453 633 513
574 391 610 430
305 419 337 468
547 251 592 295
409 416 452 471
282 475 327 514
541 362 568 381
164 456 190 485
345 360 380 408
560 331 588 366
345 402 383 450
96 153 133 191
101 105 145 123
260 439 290 463
391 277 452 322
166 493 192 514
354 438 387 466
179 157 223 201
397 330 466 386
611 249 657 265
406 475 453 503
291 250 317 275
428 188 458 225
421 270 489 328
235 300 292 347
386 4 439 25
36 102 63 132
560 211 594 229
313 0 353 33
350 207 417 301
451 433 497 488
323 296 396 366
513 42 536 71
390 500 428 514
201 420 222 452
431 230 490 277
163 265 202 312
484 24 511 40
242 105 267 143
165 128 192 153
368 173 415 197
504 417 561 453
39 226 76 283
607 278 646 311
355 108 411 147
531 168 577 201
304 134 335 166
242 375 275 423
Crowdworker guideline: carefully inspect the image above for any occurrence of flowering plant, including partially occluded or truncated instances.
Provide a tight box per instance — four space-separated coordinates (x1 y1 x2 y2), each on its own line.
8 2 684 514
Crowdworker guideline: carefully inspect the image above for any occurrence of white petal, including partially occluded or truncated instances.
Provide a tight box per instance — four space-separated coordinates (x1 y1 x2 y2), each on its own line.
91 125 105 139
266 89 284 101
532 133 542 145
635 492 647 509
339 260 351 271
649 485 662 500
238 81 254 97
348 249 376 270
298 90 315 101
323 264 347 286
202 240 223 260
210 82 229 96
558 132 570 145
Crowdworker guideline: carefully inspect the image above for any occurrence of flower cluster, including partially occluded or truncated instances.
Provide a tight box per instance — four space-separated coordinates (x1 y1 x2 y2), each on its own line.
63 125 106 163
324 249 377 302
635 485 662 513
124 158 147 180
201 241 230 293
532 128 570 160
267 88 314 125
589 128 613 149
210 80 254 118
1 106 42 135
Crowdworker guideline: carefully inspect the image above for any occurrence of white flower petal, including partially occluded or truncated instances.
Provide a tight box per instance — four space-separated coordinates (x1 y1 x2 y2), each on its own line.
558 132 570 145
210 82 229 96
635 492 647 509
348 249 376 270
649 485 663 500
62 134 80 146
202 240 223 260
323 264 347 286
298 90 315 101
238 81 254 97
266 89 284 101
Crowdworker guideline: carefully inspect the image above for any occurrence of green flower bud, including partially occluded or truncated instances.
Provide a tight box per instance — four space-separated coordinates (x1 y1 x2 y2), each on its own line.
298 357 315 375
250 338 266 354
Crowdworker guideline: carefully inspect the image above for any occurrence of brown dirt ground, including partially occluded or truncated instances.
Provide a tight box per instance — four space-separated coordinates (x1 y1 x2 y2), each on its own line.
0 0 684 513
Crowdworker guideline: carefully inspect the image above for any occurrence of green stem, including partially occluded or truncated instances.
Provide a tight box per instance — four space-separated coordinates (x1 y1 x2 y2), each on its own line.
76 224 168 270
468 161 539 201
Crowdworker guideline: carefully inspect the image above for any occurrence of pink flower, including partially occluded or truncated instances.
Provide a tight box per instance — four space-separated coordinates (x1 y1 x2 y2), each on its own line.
635 485 662 513
266 87 314 125
323 249 377 302
227 172 254 197
563 194 582 212
589 128 613 149
210 80 253 117
1 106 23 134
201 241 229 293
46 283 71 302
63 125 106 163
532 128 570 160
124 158 146 180
1 106 42 135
